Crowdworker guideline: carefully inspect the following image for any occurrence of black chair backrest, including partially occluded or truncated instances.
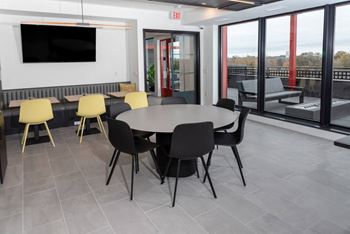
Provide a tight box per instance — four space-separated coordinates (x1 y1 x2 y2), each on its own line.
107 118 137 154
169 122 214 159
161 97 187 105
108 102 131 119
216 98 235 111
235 107 250 145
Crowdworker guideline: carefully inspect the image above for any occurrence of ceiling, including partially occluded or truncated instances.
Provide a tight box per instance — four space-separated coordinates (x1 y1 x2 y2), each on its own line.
147 0 282 11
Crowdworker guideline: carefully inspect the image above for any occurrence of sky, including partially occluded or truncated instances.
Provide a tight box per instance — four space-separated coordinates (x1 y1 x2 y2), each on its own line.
227 5 350 57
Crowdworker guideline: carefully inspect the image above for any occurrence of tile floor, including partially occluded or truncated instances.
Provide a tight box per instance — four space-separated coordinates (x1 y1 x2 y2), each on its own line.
1 120 350 234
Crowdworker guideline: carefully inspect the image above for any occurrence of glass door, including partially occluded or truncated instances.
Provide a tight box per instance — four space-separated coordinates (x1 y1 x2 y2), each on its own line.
170 33 198 104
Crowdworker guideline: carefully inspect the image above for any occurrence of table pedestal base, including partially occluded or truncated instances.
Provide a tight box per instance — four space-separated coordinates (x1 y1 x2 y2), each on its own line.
26 136 50 145
156 133 196 178
75 119 101 136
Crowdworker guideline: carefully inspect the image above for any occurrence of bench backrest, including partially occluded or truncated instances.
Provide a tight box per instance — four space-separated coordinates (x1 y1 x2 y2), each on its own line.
2 82 130 108
239 77 284 94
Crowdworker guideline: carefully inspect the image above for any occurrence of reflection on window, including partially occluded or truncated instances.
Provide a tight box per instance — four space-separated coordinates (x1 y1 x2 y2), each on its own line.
331 4 350 128
264 10 324 122
221 21 259 109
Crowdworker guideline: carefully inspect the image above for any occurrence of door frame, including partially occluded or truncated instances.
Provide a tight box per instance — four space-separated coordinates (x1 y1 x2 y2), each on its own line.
159 38 172 97
143 29 201 104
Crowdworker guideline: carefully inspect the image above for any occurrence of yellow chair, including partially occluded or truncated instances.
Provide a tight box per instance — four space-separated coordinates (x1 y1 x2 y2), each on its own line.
124 92 148 109
76 94 107 143
19 99 55 153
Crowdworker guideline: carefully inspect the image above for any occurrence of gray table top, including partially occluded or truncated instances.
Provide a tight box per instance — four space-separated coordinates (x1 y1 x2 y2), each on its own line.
117 104 239 133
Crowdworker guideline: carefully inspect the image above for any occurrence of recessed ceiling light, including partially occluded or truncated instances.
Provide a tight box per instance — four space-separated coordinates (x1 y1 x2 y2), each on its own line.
229 0 255 5
265 6 287 11
176 4 183 8
201 2 207 5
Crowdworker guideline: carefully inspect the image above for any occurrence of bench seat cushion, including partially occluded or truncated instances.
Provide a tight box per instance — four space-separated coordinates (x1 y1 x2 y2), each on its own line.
243 90 302 101
265 91 302 101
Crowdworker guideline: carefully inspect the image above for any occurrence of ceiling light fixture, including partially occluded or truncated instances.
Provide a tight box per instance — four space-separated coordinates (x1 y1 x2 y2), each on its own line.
229 0 255 5
21 0 130 30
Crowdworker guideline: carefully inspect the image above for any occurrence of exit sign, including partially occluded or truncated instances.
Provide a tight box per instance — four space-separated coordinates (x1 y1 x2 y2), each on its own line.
170 11 182 20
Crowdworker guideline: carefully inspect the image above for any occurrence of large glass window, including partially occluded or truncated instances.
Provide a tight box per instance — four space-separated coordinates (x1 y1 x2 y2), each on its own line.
221 21 259 109
264 10 324 122
331 4 350 128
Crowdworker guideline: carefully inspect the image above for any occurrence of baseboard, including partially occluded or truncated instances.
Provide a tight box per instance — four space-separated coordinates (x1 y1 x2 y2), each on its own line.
248 114 347 141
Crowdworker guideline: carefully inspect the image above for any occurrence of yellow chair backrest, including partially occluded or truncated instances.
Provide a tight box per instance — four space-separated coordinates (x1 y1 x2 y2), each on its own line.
77 94 106 117
19 99 54 124
124 92 148 109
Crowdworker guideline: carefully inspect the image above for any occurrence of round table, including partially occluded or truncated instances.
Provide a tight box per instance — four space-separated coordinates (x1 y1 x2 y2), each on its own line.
117 104 239 177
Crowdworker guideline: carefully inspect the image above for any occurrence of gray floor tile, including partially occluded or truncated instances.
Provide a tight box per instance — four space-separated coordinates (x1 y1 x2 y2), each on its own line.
0 186 22 219
23 167 55 195
196 207 254 234
246 190 319 231
0 213 22 234
61 193 108 234
26 219 69 234
102 199 157 234
302 220 350 234
24 189 63 232
147 205 206 234
55 171 90 200
0 165 22 189
248 213 298 234
89 227 115 234
50 155 79 176
23 154 50 173
215 184 265 224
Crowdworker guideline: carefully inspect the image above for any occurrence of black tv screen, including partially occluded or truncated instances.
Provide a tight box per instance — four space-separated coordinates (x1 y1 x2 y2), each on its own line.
21 24 96 63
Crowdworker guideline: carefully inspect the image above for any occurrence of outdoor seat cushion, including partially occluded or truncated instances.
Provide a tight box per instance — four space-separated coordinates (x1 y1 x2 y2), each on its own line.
265 91 302 101
242 90 302 101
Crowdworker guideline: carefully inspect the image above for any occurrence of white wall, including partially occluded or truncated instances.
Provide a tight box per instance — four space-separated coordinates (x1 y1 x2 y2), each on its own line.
202 25 218 105
0 0 203 96
0 17 128 89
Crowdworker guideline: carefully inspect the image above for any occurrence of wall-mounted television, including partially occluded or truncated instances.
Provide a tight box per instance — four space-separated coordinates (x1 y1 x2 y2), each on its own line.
21 24 96 63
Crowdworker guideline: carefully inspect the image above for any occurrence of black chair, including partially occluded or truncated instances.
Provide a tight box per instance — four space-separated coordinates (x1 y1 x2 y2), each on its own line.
161 122 216 207
204 107 250 186
106 118 161 200
215 98 235 132
108 102 154 170
161 96 187 105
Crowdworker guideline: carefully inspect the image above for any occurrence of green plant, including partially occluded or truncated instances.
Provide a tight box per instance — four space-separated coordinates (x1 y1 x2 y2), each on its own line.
147 64 155 87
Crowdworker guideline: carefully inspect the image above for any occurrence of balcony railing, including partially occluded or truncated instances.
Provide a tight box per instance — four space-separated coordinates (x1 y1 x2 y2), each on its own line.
228 66 350 81
227 66 350 99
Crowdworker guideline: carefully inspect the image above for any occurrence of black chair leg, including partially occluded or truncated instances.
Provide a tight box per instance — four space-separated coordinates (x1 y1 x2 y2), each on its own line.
172 159 181 207
231 146 246 186
203 151 213 183
231 146 243 169
130 155 135 200
109 149 117 167
195 160 200 179
150 149 162 182
106 150 121 185
200 156 217 199
161 158 172 184
135 154 139 174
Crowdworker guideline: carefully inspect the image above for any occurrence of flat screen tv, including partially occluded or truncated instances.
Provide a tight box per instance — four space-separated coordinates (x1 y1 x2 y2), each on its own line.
21 24 96 63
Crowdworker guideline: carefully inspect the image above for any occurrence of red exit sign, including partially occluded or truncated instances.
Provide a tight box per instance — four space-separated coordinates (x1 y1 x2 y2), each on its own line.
170 11 182 20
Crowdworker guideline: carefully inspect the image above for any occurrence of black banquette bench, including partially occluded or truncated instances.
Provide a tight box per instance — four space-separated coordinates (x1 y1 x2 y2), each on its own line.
3 82 129 135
